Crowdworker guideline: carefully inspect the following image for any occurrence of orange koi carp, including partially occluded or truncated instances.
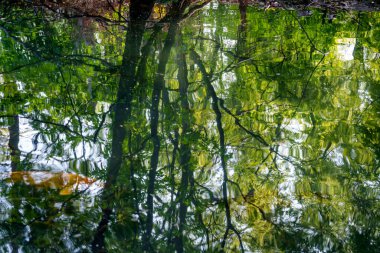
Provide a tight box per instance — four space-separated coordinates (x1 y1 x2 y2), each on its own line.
5 171 100 196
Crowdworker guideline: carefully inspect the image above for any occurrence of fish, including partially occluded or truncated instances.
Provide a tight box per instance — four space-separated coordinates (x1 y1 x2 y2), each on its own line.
5 171 100 195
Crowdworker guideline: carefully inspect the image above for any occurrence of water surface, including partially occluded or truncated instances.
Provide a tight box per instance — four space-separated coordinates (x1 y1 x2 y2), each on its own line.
0 2 379 252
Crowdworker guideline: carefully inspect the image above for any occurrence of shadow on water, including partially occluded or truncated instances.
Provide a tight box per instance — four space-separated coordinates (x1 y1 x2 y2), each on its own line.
0 0 380 252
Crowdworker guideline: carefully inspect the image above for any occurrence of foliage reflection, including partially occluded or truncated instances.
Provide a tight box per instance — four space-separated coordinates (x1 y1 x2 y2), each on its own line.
0 1 379 252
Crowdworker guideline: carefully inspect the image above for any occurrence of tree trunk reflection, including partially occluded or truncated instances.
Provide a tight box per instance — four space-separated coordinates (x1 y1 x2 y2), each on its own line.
92 1 154 251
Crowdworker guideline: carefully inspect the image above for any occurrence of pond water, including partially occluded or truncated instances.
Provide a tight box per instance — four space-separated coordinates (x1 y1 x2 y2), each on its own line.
0 2 380 252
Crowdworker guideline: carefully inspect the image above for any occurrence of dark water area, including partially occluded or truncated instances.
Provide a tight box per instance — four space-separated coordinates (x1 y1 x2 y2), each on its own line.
0 1 379 252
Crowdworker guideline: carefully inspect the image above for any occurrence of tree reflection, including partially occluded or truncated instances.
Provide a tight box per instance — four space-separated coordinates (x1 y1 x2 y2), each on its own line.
92 1 155 251
0 1 380 252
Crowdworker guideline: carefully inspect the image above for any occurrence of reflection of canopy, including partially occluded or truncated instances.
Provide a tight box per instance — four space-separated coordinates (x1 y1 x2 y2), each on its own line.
6 171 100 195
1 1 379 252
